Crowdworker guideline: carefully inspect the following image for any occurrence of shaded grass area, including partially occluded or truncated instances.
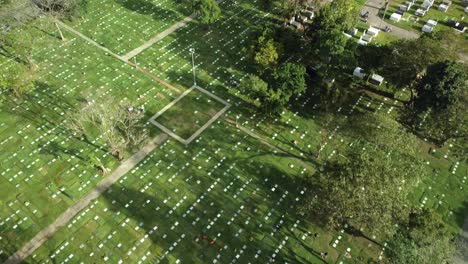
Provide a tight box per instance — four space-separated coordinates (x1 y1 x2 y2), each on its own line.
27 122 369 263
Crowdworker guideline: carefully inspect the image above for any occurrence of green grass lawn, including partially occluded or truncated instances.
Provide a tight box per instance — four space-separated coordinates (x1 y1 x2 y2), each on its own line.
155 87 228 140
26 120 385 263
65 0 191 55
383 0 467 34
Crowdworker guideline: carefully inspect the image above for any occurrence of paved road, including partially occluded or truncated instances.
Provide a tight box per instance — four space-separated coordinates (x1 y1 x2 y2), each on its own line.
4 134 168 264
361 0 419 39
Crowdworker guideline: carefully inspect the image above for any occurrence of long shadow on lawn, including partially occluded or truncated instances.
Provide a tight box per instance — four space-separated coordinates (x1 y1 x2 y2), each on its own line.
102 184 292 262
5 82 106 151
101 137 313 262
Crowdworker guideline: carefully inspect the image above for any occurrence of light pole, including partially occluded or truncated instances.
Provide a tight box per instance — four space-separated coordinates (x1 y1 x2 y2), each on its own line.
379 0 391 30
189 48 196 87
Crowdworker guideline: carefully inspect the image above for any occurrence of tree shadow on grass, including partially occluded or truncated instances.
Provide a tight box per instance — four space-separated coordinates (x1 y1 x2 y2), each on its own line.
4 81 107 151
453 200 468 231
101 129 317 261
102 183 286 262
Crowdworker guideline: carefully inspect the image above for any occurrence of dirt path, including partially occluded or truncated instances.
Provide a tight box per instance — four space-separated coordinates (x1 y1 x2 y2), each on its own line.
3 134 168 264
122 14 196 61
361 0 419 39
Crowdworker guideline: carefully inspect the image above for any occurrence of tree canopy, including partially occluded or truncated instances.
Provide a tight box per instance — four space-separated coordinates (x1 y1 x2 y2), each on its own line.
381 36 455 91
240 63 307 115
308 0 357 64
301 117 426 235
410 60 467 145
194 0 221 25
385 209 455 263
254 36 280 69
273 62 306 100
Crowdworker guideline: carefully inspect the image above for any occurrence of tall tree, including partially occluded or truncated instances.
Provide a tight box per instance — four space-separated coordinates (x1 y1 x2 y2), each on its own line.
273 62 307 99
307 0 357 73
240 74 282 114
382 36 455 101
410 60 467 145
302 140 425 235
254 36 280 70
385 209 456 263
193 0 221 26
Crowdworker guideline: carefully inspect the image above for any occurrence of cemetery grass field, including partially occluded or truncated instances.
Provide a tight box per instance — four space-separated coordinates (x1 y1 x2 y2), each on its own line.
154 86 229 141
0 0 467 263
65 0 192 55
384 0 468 37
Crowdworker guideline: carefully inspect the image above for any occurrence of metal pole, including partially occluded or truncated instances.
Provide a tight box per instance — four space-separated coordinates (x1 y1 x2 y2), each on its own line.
379 0 391 30
189 48 196 86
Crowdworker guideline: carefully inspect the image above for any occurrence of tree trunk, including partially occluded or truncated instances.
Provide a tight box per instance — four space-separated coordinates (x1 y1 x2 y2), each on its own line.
99 165 110 174
54 21 66 41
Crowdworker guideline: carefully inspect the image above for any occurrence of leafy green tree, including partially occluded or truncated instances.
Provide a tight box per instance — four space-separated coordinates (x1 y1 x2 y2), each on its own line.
356 44 391 73
307 0 357 70
240 74 282 114
273 62 307 99
253 36 281 70
340 111 420 157
302 141 425 235
240 65 307 115
194 0 221 25
410 60 467 145
279 0 311 20
382 37 455 100
385 209 455 263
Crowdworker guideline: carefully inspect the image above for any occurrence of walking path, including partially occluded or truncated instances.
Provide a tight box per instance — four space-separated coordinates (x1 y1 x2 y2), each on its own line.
122 14 196 61
58 21 183 94
224 117 316 173
4 134 168 264
361 0 419 39
454 215 468 263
